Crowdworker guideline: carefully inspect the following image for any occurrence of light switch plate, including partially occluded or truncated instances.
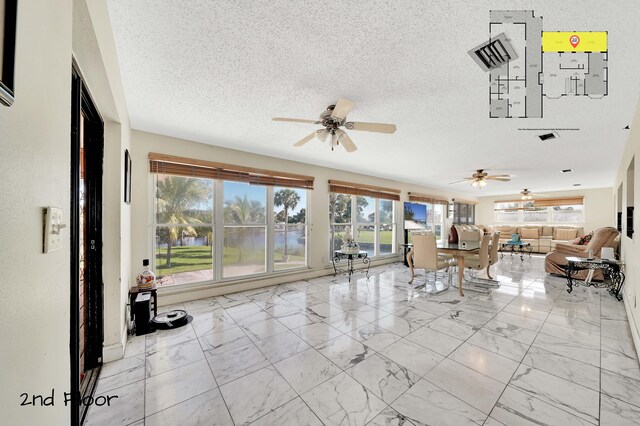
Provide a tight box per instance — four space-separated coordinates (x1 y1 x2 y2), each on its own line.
43 207 65 253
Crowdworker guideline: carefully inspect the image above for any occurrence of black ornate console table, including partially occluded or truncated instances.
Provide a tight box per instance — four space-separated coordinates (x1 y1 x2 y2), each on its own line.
565 256 625 300
332 250 371 282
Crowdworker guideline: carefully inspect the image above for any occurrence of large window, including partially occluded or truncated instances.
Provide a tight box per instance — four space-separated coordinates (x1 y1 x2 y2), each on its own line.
223 182 267 278
155 175 214 285
273 187 307 270
330 193 396 257
150 155 312 287
494 198 584 224
453 202 475 224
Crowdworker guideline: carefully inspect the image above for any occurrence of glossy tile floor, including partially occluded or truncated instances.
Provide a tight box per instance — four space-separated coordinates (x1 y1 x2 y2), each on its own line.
86 256 640 425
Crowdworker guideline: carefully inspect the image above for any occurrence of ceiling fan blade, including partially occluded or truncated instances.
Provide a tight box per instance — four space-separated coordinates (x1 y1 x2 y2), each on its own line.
338 132 358 152
448 178 474 184
486 176 511 181
348 122 397 134
273 117 319 124
331 98 355 120
293 131 318 147
531 193 549 197
316 128 329 142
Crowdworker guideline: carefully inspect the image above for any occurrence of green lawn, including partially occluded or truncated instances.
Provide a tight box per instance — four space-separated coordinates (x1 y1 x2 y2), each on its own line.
156 245 305 276
156 246 212 276
355 230 393 244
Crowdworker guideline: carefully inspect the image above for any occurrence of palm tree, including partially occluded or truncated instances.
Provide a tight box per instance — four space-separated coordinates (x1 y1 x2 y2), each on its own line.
225 194 265 262
274 189 301 259
156 176 209 267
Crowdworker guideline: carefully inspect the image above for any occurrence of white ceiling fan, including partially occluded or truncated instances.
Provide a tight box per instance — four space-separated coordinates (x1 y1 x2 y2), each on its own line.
449 169 511 188
520 188 549 200
273 98 397 152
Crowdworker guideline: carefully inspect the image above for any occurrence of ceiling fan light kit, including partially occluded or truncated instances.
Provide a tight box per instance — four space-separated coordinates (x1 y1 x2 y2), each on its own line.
273 98 397 152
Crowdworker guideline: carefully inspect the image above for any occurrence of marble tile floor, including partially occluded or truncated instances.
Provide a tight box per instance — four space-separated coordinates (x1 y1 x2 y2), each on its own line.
85 256 640 426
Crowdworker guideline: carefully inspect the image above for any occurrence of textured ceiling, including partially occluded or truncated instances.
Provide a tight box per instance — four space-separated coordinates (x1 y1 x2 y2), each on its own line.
106 0 640 196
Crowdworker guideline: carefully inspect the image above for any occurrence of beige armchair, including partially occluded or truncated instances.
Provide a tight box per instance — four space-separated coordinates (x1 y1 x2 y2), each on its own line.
545 227 620 281
408 233 457 289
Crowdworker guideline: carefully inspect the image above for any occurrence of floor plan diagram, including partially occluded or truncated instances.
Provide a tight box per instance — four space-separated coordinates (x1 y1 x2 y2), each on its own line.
484 11 608 118
488 10 542 118
542 32 608 99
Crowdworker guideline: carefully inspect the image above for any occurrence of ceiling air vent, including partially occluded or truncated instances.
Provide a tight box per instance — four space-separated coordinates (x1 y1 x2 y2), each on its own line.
538 132 558 141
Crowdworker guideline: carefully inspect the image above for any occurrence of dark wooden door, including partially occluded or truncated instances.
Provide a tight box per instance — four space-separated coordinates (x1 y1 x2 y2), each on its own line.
71 65 104 425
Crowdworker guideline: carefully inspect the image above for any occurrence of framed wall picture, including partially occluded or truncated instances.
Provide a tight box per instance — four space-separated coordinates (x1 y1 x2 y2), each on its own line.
0 0 17 107
124 149 132 204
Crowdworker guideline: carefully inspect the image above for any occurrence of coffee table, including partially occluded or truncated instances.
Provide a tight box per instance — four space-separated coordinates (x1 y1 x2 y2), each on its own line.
500 241 532 261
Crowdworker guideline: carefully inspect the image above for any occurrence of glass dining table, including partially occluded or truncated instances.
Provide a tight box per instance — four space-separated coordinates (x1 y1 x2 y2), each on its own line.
436 240 481 297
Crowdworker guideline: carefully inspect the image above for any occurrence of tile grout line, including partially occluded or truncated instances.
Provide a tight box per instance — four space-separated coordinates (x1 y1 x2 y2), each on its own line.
94 260 633 425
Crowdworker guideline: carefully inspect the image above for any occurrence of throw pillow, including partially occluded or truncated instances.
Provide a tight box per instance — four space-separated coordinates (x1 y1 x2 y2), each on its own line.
520 228 539 239
577 231 594 245
554 228 578 240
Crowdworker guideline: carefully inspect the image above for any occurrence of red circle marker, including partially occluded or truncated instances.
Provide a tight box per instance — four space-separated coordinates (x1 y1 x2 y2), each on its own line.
570 34 580 48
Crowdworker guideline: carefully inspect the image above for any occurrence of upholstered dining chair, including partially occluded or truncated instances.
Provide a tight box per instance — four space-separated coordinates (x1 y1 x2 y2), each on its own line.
463 233 491 280
487 231 501 279
408 233 457 287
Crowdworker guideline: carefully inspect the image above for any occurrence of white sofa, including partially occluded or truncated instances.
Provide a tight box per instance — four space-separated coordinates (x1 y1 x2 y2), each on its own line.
489 225 586 253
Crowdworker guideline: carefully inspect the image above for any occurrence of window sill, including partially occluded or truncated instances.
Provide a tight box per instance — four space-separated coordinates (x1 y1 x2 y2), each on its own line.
156 265 312 294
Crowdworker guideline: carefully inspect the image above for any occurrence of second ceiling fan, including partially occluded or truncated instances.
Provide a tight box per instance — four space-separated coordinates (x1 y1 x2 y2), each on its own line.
273 98 397 152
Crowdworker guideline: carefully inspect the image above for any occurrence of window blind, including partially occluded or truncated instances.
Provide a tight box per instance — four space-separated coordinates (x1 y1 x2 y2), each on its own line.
408 192 449 206
534 197 584 207
328 180 400 201
148 153 314 190
494 197 584 210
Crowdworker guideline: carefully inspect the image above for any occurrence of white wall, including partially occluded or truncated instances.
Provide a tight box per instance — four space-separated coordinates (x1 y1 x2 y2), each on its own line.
615 98 640 357
476 187 614 233
77 0 133 362
0 0 73 424
130 130 477 305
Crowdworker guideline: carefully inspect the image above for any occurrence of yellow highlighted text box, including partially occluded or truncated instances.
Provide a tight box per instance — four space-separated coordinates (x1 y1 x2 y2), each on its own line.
542 32 607 52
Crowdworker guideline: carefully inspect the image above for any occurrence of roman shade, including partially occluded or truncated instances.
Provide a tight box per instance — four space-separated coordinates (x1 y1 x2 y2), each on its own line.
328 180 400 201
148 153 314 190
408 192 449 206
534 197 584 207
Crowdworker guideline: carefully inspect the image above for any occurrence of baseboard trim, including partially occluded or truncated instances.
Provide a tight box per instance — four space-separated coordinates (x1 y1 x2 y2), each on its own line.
157 256 401 307
623 294 640 361
102 323 128 363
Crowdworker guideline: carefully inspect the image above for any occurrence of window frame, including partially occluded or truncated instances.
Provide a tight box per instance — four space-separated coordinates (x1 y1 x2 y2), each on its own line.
151 175 309 287
329 193 396 258
493 201 585 224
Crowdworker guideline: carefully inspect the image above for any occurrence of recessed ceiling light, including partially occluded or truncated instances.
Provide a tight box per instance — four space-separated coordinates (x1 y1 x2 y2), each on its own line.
561 169 574 173
573 183 581 186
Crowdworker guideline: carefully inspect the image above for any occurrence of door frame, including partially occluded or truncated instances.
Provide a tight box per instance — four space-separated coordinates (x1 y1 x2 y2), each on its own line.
71 62 104 425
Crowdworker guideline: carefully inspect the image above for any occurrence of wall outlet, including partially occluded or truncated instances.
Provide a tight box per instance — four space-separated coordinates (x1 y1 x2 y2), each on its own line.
43 207 66 253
